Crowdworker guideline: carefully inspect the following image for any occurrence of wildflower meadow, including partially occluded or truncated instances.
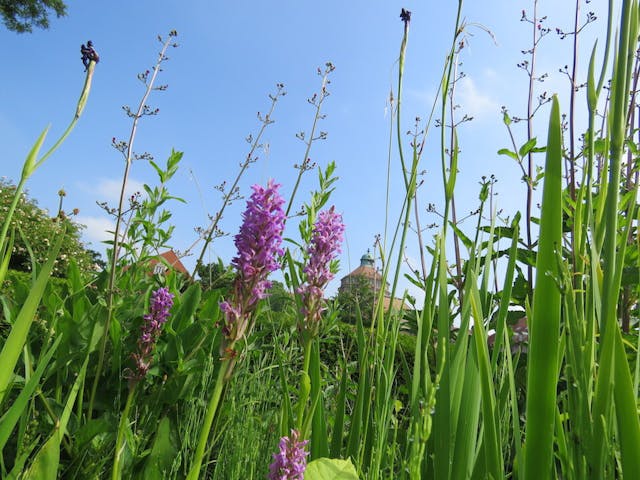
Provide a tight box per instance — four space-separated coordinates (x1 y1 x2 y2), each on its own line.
1 1 640 479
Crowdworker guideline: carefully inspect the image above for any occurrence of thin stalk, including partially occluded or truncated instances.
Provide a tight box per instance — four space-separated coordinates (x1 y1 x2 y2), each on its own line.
112 385 136 480
593 4 640 475
568 0 580 200
296 339 313 433
285 64 334 218
186 357 233 480
88 35 175 419
448 58 464 304
189 85 285 277
524 0 540 292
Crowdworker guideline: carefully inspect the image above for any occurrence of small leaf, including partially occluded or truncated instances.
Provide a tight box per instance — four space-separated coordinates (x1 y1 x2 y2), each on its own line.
502 110 512 126
497 148 519 161
21 126 50 180
519 138 538 157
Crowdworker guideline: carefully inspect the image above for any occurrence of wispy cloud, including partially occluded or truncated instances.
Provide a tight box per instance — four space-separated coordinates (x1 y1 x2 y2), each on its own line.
78 177 146 202
456 76 500 120
406 75 499 121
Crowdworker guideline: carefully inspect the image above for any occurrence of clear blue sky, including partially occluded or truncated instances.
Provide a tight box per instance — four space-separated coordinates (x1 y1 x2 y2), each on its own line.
1 1 611 297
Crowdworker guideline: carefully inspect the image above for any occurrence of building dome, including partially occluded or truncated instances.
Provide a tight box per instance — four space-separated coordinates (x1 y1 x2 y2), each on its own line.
360 250 375 267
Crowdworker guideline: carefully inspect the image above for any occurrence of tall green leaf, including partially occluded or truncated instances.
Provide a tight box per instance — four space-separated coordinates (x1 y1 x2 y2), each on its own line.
523 95 563 480
0 234 64 406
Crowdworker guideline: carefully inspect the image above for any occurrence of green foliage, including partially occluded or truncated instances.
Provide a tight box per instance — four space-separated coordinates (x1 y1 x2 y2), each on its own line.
267 280 295 313
195 257 234 292
0 0 66 33
0 179 96 277
116 150 185 265
333 275 375 326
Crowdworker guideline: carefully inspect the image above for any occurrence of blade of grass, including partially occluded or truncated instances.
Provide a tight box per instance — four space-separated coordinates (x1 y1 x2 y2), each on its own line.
329 360 348 458
22 353 90 480
592 1 640 477
523 95 563 479
0 335 62 451
310 339 329 459
0 233 64 406
469 271 504 480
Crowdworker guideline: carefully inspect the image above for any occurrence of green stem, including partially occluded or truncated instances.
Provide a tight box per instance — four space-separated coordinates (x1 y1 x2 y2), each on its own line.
296 339 313 433
186 357 233 480
112 384 137 480
0 60 96 252
0 177 27 253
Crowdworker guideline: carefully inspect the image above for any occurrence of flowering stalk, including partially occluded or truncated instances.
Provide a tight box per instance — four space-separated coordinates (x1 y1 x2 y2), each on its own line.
295 207 344 431
297 206 345 339
268 429 310 480
187 181 286 480
112 287 174 480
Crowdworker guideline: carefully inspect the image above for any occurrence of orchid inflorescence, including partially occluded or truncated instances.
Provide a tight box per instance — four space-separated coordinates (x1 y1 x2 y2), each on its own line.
268 429 309 480
297 206 344 333
129 287 174 382
219 180 286 345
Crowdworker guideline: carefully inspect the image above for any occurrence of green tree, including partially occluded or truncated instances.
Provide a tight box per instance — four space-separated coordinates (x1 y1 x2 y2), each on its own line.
1 0 66 32
195 258 235 292
0 179 95 277
334 275 375 326
266 280 294 313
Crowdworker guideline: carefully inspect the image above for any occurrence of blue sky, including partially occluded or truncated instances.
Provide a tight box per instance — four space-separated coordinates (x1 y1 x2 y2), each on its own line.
1 1 612 297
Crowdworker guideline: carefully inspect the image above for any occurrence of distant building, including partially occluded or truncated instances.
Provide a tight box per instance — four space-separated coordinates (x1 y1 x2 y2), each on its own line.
487 316 528 353
149 250 190 278
339 250 406 312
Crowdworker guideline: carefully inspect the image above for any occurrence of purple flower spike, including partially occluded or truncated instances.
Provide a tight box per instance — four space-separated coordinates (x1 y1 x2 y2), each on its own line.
130 287 174 381
297 207 345 330
268 429 309 480
221 180 286 343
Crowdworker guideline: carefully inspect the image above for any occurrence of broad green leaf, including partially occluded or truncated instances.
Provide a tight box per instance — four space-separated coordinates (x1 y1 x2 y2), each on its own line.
524 95 563 479
142 417 176 479
305 457 359 480
172 283 201 332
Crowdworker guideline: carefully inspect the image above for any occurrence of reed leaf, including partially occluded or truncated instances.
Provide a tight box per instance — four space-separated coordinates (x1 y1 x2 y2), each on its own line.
0 233 64 407
523 95 563 480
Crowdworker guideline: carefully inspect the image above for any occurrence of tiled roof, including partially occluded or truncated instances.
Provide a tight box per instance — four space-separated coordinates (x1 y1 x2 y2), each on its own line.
149 250 190 277
345 264 383 280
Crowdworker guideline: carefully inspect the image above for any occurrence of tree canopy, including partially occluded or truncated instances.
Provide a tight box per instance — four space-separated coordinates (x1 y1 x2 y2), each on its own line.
1 0 66 33
1 179 98 276
334 275 375 326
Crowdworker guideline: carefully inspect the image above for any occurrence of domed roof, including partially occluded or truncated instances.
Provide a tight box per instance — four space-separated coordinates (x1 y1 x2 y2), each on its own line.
360 250 374 267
